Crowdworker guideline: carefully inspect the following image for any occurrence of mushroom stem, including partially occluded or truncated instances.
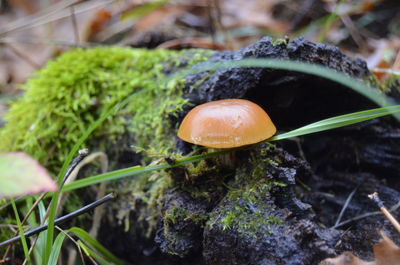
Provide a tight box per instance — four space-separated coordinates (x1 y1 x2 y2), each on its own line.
215 150 236 169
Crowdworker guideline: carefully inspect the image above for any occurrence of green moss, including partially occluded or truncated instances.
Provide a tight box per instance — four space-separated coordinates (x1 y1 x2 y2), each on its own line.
164 203 209 228
207 144 284 236
144 173 173 235
212 178 283 235
272 37 289 47
0 47 213 173
164 207 189 225
184 160 213 179
363 72 400 98
161 204 209 257
383 74 400 93
0 47 214 241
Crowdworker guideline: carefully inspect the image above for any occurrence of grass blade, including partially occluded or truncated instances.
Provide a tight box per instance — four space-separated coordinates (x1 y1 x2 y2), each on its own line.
47 232 67 265
10 198 31 265
62 150 227 192
169 59 397 118
69 227 124 265
44 95 135 264
78 240 115 265
60 58 397 191
33 201 47 265
62 105 400 192
270 105 400 141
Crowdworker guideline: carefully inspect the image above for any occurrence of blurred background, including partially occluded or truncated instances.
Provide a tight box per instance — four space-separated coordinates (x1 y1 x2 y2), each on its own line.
0 0 399 111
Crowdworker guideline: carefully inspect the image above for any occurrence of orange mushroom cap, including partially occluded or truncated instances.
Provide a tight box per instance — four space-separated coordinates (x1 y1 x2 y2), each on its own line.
177 99 276 148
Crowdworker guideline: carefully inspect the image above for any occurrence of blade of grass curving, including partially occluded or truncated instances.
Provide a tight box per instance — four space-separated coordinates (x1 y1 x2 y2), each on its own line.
62 105 400 192
47 232 67 265
69 227 124 265
10 198 31 265
47 227 123 265
33 201 47 265
270 105 400 141
78 240 114 265
57 59 394 182
62 149 228 192
168 58 398 119
44 95 134 264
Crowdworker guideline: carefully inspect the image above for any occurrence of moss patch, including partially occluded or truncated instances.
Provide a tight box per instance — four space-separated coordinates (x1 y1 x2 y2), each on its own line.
154 145 289 257
207 144 285 237
0 47 214 243
0 47 212 173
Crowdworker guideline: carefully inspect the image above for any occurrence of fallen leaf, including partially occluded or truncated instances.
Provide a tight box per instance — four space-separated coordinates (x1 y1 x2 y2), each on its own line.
319 252 374 265
374 231 400 265
220 0 290 33
133 5 189 34
82 9 113 42
319 231 400 265
0 152 57 198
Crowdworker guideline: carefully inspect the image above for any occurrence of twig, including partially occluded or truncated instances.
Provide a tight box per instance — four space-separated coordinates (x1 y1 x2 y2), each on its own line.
372 68 400 76
340 15 365 52
57 152 109 239
2 0 79 34
63 148 89 185
368 192 400 234
0 37 99 47
6 44 40 69
0 193 115 248
289 0 316 31
210 0 231 48
334 185 359 227
56 149 92 217
70 5 80 43
392 48 400 70
87 154 108 238
53 148 89 217
333 198 400 229
0 0 113 36
206 0 216 43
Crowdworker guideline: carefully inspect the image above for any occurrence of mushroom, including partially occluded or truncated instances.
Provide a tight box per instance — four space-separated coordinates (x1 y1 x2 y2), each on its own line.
177 99 276 148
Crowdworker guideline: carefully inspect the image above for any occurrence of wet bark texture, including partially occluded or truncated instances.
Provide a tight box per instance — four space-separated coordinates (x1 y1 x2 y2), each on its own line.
100 37 400 265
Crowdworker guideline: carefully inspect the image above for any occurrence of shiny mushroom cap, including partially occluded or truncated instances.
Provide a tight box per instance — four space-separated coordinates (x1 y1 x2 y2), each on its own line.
177 99 276 148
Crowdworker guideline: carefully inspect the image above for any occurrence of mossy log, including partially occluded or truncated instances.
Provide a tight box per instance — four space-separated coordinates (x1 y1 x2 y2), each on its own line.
1 37 400 265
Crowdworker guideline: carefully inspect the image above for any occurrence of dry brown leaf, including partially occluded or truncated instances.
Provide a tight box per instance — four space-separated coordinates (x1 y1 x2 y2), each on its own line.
374 231 400 265
0 1 113 84
319 252 374 265
8 0 39 14
319 232 400 265
82 8 113 42
134 5 189 35
220 0 289 33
